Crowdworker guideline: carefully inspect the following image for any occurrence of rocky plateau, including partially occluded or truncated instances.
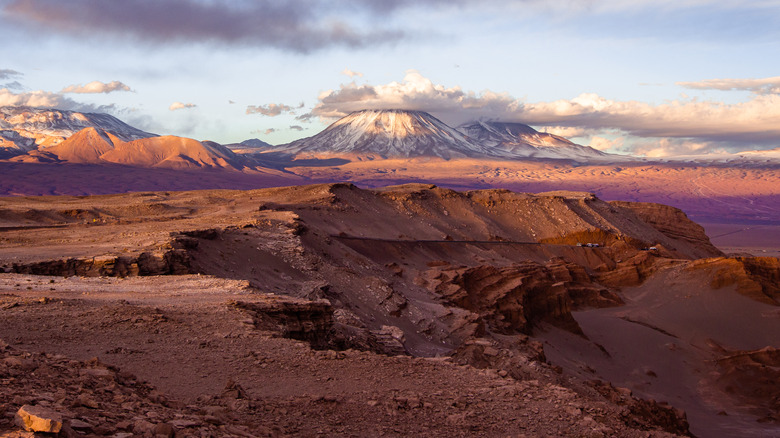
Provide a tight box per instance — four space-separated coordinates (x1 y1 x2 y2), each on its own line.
0 183 778 437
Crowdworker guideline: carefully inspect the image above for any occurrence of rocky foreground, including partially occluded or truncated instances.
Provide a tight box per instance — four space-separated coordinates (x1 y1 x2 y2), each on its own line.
0 183 778 437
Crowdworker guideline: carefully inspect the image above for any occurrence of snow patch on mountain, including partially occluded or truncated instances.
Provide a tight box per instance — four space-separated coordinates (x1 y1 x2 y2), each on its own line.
0 106 156 156
279 109 490 159
457 121 615 161
276 110 623 162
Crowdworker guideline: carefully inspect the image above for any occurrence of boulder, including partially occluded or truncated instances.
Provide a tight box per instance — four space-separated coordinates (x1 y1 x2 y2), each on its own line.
15 404 63 433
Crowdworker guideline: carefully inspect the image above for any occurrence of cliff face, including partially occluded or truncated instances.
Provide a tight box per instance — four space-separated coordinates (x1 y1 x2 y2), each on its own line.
690 256 780 305
424 259 622 336
610 201 723 259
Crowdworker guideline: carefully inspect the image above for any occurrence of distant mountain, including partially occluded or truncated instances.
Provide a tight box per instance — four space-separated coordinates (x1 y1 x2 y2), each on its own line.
239 138 274 149
279 109 490 159
224 138 275 152
0 106 156 157
277 109 614 161
457 121 610 160
18 126 246 170
657 147 780 166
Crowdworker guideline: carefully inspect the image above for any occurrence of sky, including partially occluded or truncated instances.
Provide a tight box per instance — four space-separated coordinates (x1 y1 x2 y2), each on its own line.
2 0 780 156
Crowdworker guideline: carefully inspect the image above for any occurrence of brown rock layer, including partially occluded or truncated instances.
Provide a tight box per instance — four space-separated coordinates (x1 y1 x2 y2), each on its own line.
9 249 192 277
611 201 723 259
426 259 622 335
691 256 780 305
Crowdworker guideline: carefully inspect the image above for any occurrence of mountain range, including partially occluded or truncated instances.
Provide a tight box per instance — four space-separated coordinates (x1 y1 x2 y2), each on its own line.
0 107 613 164
3 106 779 166
0 106 155 157
0 106 777 226
277 109 610 160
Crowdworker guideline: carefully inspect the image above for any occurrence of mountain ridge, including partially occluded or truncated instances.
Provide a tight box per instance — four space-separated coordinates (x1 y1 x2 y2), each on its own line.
16 126 246 170
0 106 156 156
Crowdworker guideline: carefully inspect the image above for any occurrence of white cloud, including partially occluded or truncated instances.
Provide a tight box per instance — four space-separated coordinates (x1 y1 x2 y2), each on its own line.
538 126 596 138
61 80 131 94
518 93 780 145
169 102 197 111
676 76 780 94
588 136 624 152
627 138 719 158
341 68 363 78
0 87 70 107
313 71 780 155
314 69 517 125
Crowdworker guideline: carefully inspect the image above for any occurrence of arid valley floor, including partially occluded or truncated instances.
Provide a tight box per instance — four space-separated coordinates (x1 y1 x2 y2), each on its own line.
0 183 778 437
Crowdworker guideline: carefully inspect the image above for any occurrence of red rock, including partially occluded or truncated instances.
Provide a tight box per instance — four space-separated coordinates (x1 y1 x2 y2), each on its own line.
15 404 63 433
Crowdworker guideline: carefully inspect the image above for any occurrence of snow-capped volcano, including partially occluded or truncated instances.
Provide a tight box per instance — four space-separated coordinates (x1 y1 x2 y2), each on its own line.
458 121 609 160
0 106 155 156
280 109 489 159
276 110 615 161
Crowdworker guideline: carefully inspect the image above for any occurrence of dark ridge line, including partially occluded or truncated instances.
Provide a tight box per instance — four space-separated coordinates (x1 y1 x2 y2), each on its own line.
619 316 679 339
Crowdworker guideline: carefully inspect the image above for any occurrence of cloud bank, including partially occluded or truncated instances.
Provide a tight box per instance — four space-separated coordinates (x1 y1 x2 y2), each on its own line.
0 88 68 108
314 71 780 155
61 80 132 94
677 76 780 95
3 0 405 53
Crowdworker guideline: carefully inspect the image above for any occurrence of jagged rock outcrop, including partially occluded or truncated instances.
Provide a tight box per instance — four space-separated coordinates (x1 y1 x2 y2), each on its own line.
590 381 691 436
611 201 723 259
425 259 622 335
9 249 192 277
690 256 780 305
594 251 676 288
231 298 334 349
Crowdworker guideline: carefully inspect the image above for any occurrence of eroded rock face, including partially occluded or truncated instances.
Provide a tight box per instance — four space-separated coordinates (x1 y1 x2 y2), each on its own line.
424 259 622 335
590 381 691 436
610 201 723 259
594 252 674 288
230 298 334 349
9 249 193 278
691 256 780 304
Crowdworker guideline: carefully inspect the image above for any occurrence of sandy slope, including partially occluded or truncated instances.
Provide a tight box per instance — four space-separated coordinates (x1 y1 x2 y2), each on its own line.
540 262 780 437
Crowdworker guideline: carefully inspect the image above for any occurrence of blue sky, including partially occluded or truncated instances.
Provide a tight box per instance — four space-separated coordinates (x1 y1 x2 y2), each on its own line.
2 0 780 156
